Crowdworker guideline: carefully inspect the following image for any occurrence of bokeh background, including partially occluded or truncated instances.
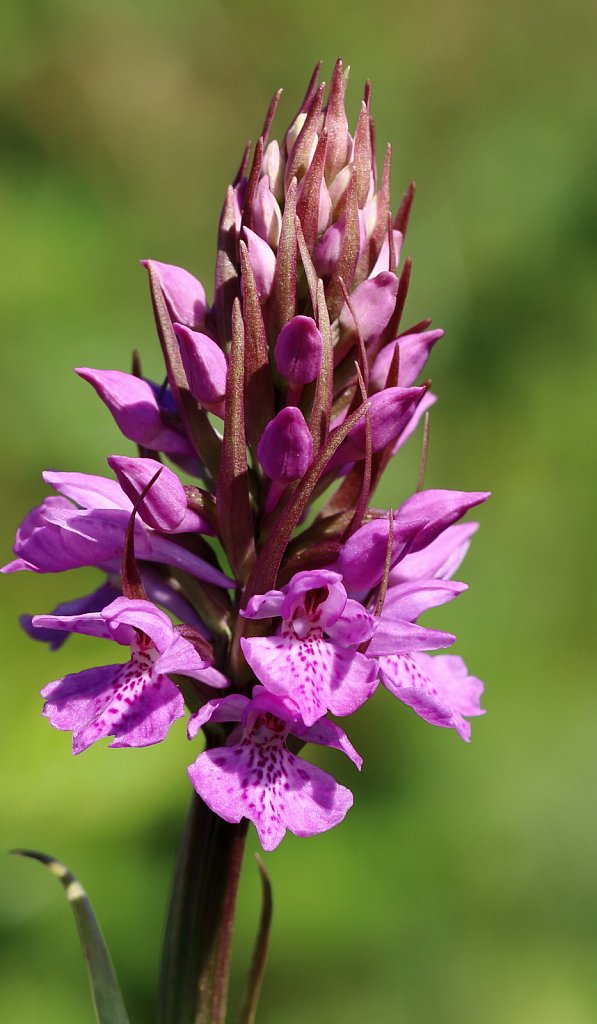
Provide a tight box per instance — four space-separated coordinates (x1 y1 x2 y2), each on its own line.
1 1 596 1021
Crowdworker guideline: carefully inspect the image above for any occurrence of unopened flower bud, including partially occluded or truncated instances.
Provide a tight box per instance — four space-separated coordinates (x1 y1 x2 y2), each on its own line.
173 324 228 406
274 315 323 386
257 407 313 482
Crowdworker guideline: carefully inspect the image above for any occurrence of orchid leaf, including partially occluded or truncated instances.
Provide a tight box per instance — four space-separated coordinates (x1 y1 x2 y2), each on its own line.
11 850 130 1024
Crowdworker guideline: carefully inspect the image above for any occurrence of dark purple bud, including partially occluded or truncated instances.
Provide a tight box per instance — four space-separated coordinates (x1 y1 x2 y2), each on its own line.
173 323 228 406
140 260 207 330
274 316 323 386
257 408 313 483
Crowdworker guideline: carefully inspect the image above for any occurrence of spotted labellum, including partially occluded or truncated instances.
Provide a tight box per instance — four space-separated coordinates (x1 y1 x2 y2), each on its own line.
5 61 488 1024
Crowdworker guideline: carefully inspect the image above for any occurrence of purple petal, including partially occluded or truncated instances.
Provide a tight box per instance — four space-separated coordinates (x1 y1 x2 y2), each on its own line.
20 581 119 651
154 633 213 679
187 694 250 739
76 368 193 456
173 324 228 406
378 652 484 741
241 633 377 726
392 390 437 453
390 523 479 583
325 599 377 646
101 597 176 653
43 471 131 511
328 387 426 468
297 717 363 769
142 259 208 330
32 610 120 644
382 579 467 621
107 455 189 532
188 742 353 850
398 490 490 552
274 316 323 386
42 658 185 752
336 517 426 592
367 619 456 657
370 329 444 391
257 407 313 482
242 588 286 620
338 272 398 348
280 570 347 630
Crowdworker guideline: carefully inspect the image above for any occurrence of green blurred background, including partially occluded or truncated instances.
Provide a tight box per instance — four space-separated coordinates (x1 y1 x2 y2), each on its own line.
1 1 596 1021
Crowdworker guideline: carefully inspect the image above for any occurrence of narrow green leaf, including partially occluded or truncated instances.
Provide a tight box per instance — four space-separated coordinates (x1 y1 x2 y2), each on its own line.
11 850 130 1024
236 856 273 1024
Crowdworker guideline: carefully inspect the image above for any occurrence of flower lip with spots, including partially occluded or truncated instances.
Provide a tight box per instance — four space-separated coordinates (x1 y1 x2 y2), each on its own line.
33 597 227 754
187 686 361 851
240 570 378 726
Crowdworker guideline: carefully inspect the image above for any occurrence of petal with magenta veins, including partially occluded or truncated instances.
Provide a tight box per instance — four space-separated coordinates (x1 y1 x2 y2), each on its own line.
297 716 363 769
378 652 484 742
325 598 377 646
20 580 119 651
42 658 185 753
280 570 346 628
31 610 119 643
101 597 178 653
188 741 353 851
242 588 286 620
188 693 251 739
241 633 377 726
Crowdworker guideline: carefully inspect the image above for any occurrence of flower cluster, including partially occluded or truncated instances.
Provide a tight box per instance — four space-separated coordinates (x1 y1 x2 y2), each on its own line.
3 61 488 851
